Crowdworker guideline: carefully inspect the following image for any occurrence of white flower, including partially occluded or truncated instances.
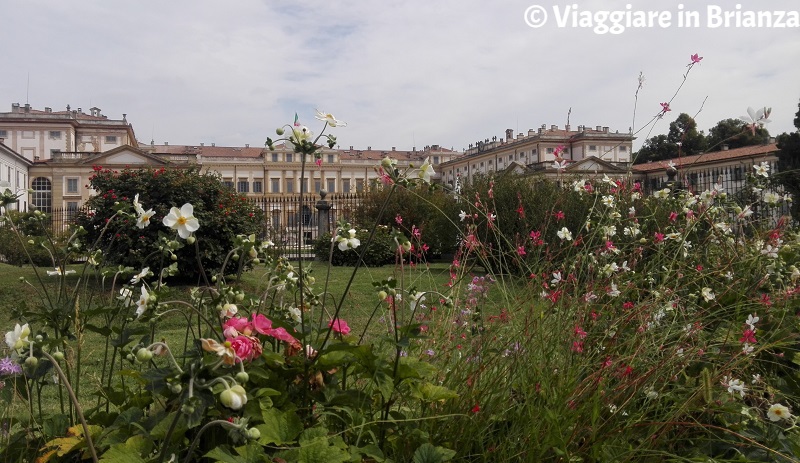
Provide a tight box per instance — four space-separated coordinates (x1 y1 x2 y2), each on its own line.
459 210 468 222
767 403 792 422
740 107 772 133
47 267 76 276
601 195 615 208
290 125 313 143
5 323 30 351
653 188 671 199
133 194 145 215
701 287 715 302
737 206 753 220
335 229 360 251
723 376 747 397
602 174 616 185
162 203 200 239
746 314 760 329
761 244 779 258
763 191 781 205
131 267 150 285
135 286 150 319
742 343 755 355
550 271 562 285
220 385 248 410
136 208 155 229
287 306 302 323
418 157 436 184
409 291 426 311
557 227 573 241
314 109 347 127
118 288 133 306
607 283 620 297
221 303 238 318
753 161 770 178
552 159 568 171
714 222 731 234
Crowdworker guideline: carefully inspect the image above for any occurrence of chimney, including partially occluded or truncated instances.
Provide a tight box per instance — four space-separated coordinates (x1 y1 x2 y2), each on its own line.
367 146 371 150
603 126 609 133
77 108 82 114
551 124 557 130
211 143 215 147
528 129 535 136
769 137 776 144
538 127 544 134
392 146 396 151
541 124 546 130
11 103 20 112
505 128 514 141
164 142 169 146
578 125 584 132
24 104 30 113
245 144 250 148
721 144 728 150
44 107 52 113
349 145 353 150
200 143 204 147
518 133 524 139
565 124 570 131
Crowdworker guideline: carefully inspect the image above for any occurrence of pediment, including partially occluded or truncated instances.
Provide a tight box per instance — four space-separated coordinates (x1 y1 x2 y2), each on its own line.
81 145 168 166
565 156 626 172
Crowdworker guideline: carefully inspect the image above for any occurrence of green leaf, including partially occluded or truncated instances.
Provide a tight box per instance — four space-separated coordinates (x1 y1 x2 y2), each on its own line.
99 436 151 463
204 446 245 463
84 323 112 337
412 443 456 463
257 408 303 445
297 427 350 463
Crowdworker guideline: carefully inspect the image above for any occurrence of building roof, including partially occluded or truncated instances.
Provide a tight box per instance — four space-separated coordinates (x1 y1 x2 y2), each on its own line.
0 141 33 166
631 143 778 173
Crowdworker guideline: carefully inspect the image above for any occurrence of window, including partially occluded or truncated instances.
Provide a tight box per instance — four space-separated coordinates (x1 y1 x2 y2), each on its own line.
433 156 439 164
342 179 351 193
271 153 279 162
300 179 308 193
508 155 513 161
314 180 321 193
356 179 364 193
237 179 249 193
253 180 263 193
31 177 52 213
271 178 280 193
546 147 554 154
589 145 597 151
286 153 293 162
22 131 35 139
223 179 234 190
49 131 61 139
327 178 336 193
619 146 627 152
0 130 7 138
327 154 334 163
105 135 118 144
65 177 79 194
286 179 294 193
51 149 60 157
66 201 79 220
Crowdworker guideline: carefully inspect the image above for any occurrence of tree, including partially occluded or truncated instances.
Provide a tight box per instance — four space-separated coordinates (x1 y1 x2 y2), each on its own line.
775 98 800 221
706 118 770 151
77 166 263 280
634 113 706 164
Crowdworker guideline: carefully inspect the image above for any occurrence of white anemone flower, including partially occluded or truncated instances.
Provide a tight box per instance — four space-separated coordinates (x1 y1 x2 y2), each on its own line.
336 229 360 251
314 109 347 127
418 157 436 184
136 208 155 229
135 286 150 319
701 287 715 302
5 323 31 351
753 162 770 178
739 106 772 135
557 227 573 241
767 403 792 422
162 203 200 239
290 125 313 144
131 267 150 285
47 267 76 276
459 210 468 222
133 194 145 215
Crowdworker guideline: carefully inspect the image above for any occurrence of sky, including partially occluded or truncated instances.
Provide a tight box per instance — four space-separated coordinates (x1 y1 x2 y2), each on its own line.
3 0 799 152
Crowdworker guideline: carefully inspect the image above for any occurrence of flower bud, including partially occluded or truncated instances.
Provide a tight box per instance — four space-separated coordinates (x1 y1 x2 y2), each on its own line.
236 292 245 302
252 258 260 265
377 290 388 301
25 356 38 369
136 348 153 362
168 383 182 394
28 239 35 245
181 403 195 415
249 247 258 258
52 351 65 361
246 428 261 440
235 371 250 383
232 254 240 261
171 254 177 261
220 385 248 410
276 127 285 135
186 236 196 244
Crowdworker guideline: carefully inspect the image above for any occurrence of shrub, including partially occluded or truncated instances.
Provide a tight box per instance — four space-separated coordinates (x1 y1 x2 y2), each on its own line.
0 211 61 267
76 166 263 280
315 226 395 266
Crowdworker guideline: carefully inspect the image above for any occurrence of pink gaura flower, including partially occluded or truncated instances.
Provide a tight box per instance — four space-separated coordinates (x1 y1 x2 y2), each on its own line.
517 246 526 256
574 325 587 339
315 157 323 167
553 210 565 221
395 214 403 225
572 341 584 353
659 102 671 114
668 211 678 222
329 318 351 335
689 53 703 64
654 232 665 243
739 329 757 344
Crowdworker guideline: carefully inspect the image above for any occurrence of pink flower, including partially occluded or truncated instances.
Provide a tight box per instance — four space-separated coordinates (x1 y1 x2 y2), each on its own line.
654 232 665 243
229 336 262 363
329 318 351 335
668 211 678 222
553 210 565 221
690 53 703 64
315 157 323 167
739 329 757 344
265 326 299 347
223 317 253 338
572 341 584 353
574 325 587 339
252 314 273 334
659 102 671 114
517 246 526 256
395 214 403 225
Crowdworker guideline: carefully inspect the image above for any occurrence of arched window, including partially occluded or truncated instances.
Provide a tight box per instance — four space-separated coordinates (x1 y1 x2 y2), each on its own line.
31 177 52 213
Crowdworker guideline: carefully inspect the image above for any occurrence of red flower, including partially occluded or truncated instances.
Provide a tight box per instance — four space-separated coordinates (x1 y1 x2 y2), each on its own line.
471 404 481 413
739 329 757 344
690 53 703 64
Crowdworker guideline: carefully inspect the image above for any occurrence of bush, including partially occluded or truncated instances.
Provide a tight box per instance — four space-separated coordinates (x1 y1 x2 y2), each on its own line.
354 183 460 258
0 211 59 267
76 166 263 280
315 226 396 266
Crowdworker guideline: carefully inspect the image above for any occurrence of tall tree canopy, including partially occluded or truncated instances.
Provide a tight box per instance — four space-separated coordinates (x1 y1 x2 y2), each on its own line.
706 118 770 151
634 113 706 164
775 99 800 221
